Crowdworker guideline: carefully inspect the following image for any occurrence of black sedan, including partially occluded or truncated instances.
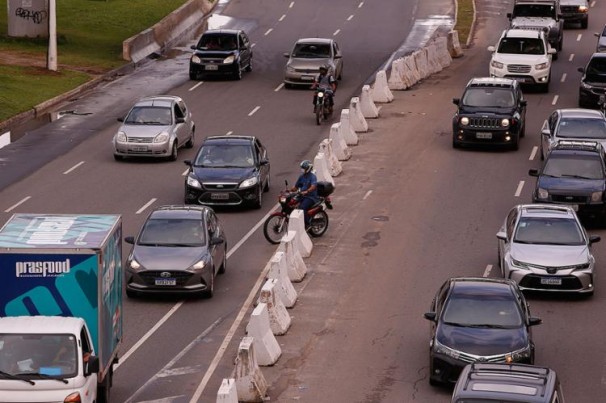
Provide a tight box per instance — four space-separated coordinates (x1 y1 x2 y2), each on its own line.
124 205 227 298
189 29 253 80
423 277 541 386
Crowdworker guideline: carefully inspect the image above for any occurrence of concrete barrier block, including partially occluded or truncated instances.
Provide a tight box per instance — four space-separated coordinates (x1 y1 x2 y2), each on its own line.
360 85 379 118
277 231 308 282
259 279 292 334
319 139 343 177
349 97 369 132
235 337 269 401
287 210 313 257
388 58 408 90
404 55 421 86
447 30 464 58
245 304 282 366
313 152 336 186
372 70 394 102
217 378 238 403
329 123 352 161
268 251 298 308
426 43 442 75
435 36 452 69
413 49 430 79
339 110 359 146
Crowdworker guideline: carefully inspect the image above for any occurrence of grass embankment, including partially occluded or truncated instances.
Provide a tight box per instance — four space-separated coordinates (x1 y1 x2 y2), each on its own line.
455 0 475 47
0 0 189 121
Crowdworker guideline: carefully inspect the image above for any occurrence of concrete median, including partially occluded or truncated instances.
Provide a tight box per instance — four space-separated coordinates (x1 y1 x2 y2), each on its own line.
259 279 292 335
278 231 308 282
329 123 352 161
319 139 343 177
267 252 298 308
216 378 238 403
235 336 269 401
372 70 394 102
245 304 282 366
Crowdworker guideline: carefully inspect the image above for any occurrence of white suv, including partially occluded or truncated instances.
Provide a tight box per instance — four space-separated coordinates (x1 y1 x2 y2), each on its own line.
488 28 556 92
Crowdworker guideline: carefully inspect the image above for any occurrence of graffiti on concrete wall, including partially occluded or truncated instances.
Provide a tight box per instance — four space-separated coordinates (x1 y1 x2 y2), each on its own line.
15 8 48 25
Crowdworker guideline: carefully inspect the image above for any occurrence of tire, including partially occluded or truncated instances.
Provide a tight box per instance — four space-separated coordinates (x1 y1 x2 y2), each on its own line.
126 288 136 298
169 142 178 161
185 129 195 149
284 82 293 89
234 63 242 80
520 124 525 138
511 134 519 151
308 210 329 237
540 146 545 161
581 17 588 30
97 371 111 403
204 273 214 298
263 173 270 192
452 136 460 149
245 57 252 72
338 66 343 80
253 185 263 209
540 78 550 94
113 154 123 161
189 70 198 80
218 247 227 274
263 214 288 244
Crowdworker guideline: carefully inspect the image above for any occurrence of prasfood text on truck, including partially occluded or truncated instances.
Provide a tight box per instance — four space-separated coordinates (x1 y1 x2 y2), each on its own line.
0 214 123 403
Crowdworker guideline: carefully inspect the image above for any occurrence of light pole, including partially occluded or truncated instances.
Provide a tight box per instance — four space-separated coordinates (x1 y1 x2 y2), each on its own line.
47 0 57 71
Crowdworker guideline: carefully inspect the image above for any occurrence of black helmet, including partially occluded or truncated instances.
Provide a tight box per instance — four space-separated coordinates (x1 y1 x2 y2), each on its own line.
300 160 313 173
319 65 329 73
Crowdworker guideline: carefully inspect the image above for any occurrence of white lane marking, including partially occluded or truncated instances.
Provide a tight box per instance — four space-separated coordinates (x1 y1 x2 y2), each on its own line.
63 161 85 175
347 14 354 21
4 196 31 213
248 106 261 116
274 83 285 92
514 181 525 197
333 29 340 36
279 14 286 21
363 190 373 200
188 82 203 92
577 34 582 41
264 28 273 36
560 73 566 83
226 131 233 136
569 53 574 62
358 1 364 7
115 302 184 371
136 198 157 214
251 42 256 48
552 95 559 105
182 168 189 176
289 1 294 8
530 146 538 161
483 265 493 278
591 0 595 6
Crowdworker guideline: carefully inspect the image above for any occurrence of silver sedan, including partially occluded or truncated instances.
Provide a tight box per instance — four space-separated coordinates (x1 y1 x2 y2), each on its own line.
113 95 195 161
283 38 343 88
497 204 600 295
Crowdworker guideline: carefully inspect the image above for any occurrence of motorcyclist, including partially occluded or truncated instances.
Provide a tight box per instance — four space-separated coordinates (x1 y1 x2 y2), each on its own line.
311 65 337 113
291 160 320 229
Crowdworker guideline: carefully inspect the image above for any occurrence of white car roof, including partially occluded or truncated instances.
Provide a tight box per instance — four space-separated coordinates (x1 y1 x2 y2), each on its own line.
503 29 544 39
0 316 85 334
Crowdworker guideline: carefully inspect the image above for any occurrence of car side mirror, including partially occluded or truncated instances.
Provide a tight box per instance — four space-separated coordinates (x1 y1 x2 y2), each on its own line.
578 67 585 73
334 54 342 59
210 237 225 246
589 235 601 244
423 312 437 321
283 52 290 58
260 158 269 165
595 33 601 38
487 45 496 52
529 317 542 326
506 12 512 20
548 48 557 55
124 236 135 244
452 98 460 105
496 231 507 241
175 117 185 124
520 100 527 107
190 45 196 50
84 355 100 376
117 117 124 122
529 169 539 177
184 160 193 167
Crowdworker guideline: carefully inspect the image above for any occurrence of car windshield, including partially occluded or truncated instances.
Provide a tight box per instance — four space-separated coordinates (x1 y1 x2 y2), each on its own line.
497 38 545 55
557 118 606 139
125 106 172 125
514 217 585 245
138 218 206 246
513 4 556 18
442 294 523 327
292 43 331 58
543 154 605 179
462 88 515 107
197 34 238 51
194 144 255 168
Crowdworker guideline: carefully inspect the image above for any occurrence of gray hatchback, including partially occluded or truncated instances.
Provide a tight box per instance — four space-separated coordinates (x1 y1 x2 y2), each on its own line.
283 38 343 88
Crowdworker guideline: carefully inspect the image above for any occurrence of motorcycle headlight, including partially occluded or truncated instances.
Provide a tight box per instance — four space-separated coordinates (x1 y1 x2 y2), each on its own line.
591 191 603 202
129 259 141 270
279 196 287 203
537 188 549 199
501 118 510 127
535 62 548 70
116 131 127 142
192 260 205 270
154 132 169 143
491 60 504 69
317 91 324 98
191 55 202 64
186 175 202 189
433 340 460 360
239 176 259 188
460 117 469 126
223 55 235 64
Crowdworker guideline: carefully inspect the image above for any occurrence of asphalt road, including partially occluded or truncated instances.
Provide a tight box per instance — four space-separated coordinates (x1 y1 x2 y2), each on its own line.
2 0 604 402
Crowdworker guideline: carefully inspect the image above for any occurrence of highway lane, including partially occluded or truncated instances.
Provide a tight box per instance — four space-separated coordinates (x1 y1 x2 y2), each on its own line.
0 0 432 401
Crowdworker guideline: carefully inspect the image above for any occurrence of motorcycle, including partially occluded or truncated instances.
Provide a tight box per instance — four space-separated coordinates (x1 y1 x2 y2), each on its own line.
263 180 335 244
313 88 334 125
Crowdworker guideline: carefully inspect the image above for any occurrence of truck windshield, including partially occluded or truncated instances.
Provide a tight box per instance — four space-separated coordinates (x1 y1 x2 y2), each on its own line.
0 334 77 378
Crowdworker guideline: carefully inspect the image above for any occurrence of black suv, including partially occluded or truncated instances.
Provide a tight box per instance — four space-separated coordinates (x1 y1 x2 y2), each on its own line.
529 140 606 223
452 78 527 150
189 29 253 80
578 52 606 108
452 363 565 403
184 136 270 209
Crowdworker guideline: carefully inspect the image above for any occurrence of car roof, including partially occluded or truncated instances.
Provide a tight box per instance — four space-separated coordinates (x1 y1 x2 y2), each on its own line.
517 204 577 219
588 52 606 60
203 135 256 145
557 108 605 120
135 95 180 107
202 29 241 35
467 77 516 88
503 28 545 39
449 277 516 296
551 140 604 154
0 316 86 334
294 38 333 45
148 205 212 220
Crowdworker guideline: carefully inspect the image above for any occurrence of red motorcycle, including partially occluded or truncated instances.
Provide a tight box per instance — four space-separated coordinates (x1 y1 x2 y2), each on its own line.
263 181 334 244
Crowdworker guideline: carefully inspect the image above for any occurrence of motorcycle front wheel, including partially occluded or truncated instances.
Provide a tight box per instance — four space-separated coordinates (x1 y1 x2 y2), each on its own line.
315 106 322 125
308 210 329 238
263 214 289 244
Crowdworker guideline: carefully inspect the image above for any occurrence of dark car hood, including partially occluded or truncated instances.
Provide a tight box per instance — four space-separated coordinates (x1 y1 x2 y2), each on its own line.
192 166 257 183
437 323 528 356
193 50 238 58
458 105 517 115
538 176 604 192
133 245 206 270
584 74 606 84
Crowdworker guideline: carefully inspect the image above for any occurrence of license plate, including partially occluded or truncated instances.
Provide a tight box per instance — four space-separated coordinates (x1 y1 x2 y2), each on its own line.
514 77 530 83
476 132 493 139
205 64 218 70
211 193 229 200
540 277 562 285
301 75 315 81
155 278 176 286
133 146 148 152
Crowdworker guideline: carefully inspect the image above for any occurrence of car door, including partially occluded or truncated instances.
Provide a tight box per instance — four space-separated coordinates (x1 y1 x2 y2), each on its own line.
500 207 518 277
239 32 251 66
173 102 187 147
255 139 269 185
206 210 224 274
332 41 342 78
542 111 558 157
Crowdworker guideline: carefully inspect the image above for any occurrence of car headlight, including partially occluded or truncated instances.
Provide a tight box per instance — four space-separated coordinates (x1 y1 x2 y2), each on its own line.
579 5 588 12
572 262 591 271
192 260 205 270
491 60 504 69
535 62 548 70
433 339 460 360
191 55 202 64
507 345 532 362
286 65 296 73
186 175 202 189
511 257 532 270
580 81 592 89
537 188 549 200
591 191 603 202
223 55 235 64
154 132 169 143
501 118 510 127
129 259 141 270
239 176 259 188
116 131 127 142
460 117 469 126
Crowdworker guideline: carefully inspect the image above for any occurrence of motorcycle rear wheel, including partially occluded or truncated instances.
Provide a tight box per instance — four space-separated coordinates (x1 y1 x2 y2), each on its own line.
263 214 288 244
315 108 322 125
308 210 329 237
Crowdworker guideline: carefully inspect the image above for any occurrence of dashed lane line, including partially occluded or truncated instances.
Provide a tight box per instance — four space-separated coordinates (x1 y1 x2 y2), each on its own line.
4 196 31 213
514 181 525 197
136 198 157 214
63 161 85 175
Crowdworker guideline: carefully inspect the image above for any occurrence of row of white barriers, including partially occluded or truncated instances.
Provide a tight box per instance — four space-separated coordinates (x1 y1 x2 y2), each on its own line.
215 30 464 403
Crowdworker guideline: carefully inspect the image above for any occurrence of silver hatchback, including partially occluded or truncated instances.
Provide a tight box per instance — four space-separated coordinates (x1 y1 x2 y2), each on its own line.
113 95 195 161
497 204 600 295
283 38 343 88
